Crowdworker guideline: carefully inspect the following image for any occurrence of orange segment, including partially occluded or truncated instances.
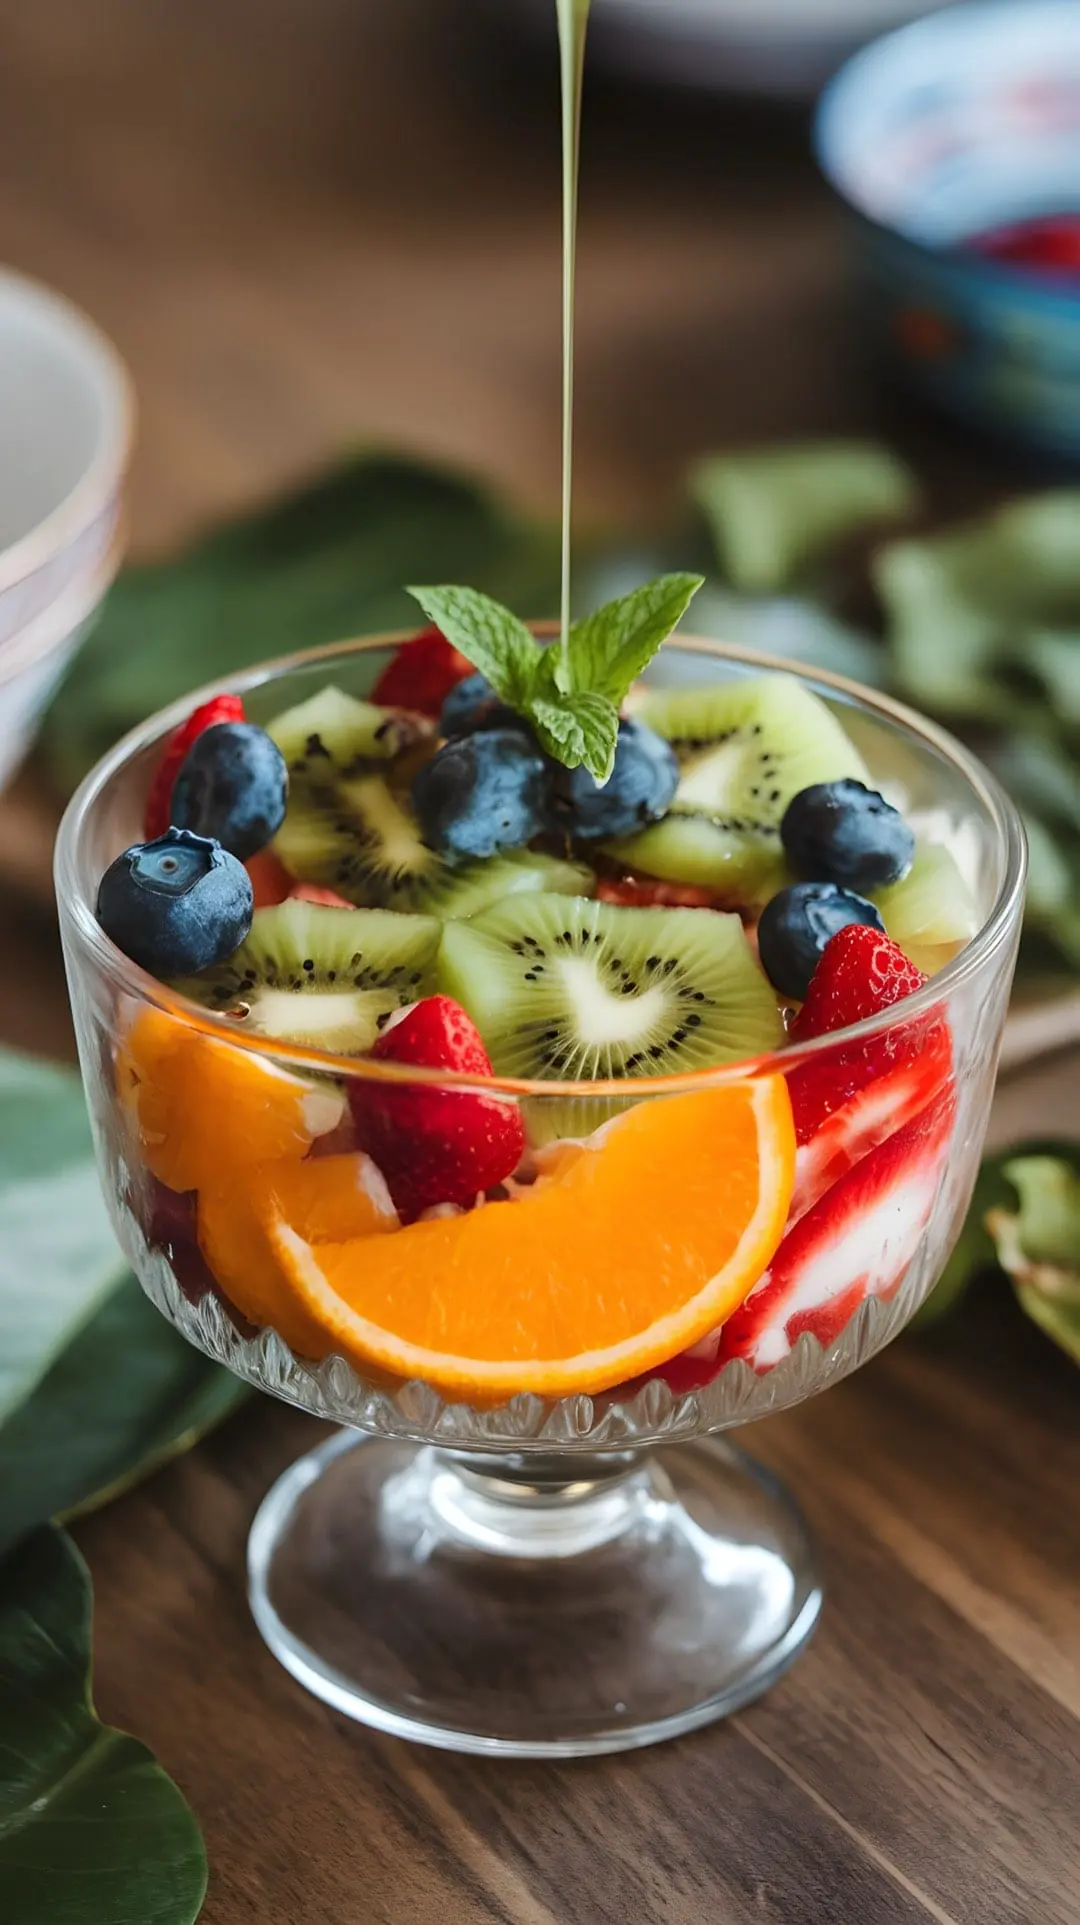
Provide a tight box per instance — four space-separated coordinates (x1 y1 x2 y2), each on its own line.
198 1153 398 1354
117 1003 345 1193
269 1078 796 1398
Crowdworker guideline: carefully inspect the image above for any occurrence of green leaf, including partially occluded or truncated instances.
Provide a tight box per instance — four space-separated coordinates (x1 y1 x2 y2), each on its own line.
0 1277 251 1560
875 533 1008 720
41 454 562 790
0 1045 249 1553
0 1051 127 1429
987 1152 1080 1366
529 691 620 783
1027 630 1080 727
406 582 539 708
877 490 1080 721
687 586 886 685
692 441 919 594
560 572 703 703
0 1525 207 1923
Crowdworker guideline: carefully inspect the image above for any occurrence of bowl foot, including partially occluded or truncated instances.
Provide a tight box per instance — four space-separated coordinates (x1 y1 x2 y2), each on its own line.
248 1429 822 1758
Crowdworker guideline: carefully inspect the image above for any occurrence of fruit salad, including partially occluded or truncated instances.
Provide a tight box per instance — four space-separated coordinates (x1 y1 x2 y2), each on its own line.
93 579 973 1406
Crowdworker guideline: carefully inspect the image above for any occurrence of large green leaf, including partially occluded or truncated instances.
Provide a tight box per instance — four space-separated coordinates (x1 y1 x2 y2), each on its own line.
0 1045 249 1550
0 1526 207 1923
989 1153 1080 1366
0 1051 127 1427
876 490 1080 721
0 1277 251 1560
692 441 919 594
41 452 562 790
916 1141 1080 1367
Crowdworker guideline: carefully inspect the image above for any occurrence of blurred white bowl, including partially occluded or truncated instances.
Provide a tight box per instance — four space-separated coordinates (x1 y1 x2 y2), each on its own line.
525 0 954 97
0 267 131 788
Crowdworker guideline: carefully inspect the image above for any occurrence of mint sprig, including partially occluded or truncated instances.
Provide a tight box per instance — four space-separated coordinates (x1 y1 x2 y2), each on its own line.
408 572 702 783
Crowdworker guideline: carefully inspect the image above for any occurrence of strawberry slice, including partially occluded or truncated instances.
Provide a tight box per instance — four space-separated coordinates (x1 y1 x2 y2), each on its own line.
142 693 243 843
716 1085 956 1373
784 924 952 1213
289 882 354 909
596 877 723 910
349 995 525 1221
245 849 293 908
371 626 473 718
144 693 246 840
790 1043 952 1221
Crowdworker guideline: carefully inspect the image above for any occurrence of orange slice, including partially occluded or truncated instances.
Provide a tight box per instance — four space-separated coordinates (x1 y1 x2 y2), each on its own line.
198 1152 398 1354
117 1003 344 1194
268 1078 796 1399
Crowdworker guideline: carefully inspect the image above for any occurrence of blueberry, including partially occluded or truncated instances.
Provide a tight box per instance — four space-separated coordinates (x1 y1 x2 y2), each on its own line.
548 718 679 840
96 829 253 977
781 779 915 891
170 722 288 860
439 672 518 737
757 881 885 1001
412 728 549 863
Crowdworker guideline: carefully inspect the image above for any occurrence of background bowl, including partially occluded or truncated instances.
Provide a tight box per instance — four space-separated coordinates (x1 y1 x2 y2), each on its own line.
0 267 131 787
816 0 1080 460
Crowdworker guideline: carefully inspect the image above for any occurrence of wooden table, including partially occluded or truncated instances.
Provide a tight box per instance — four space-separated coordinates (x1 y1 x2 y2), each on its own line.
2 3 1078 1920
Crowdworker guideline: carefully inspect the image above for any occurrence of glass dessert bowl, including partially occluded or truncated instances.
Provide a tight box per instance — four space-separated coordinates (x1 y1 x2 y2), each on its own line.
55 627 1025 1757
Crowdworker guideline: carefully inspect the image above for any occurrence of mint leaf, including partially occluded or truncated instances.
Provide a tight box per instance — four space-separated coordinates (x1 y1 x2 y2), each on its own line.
559 572 703 704
530 693 619 783
407 584 538 708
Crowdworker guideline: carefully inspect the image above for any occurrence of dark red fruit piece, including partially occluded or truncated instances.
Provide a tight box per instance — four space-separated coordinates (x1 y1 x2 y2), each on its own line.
371 627 473 718
596 876 721 910
289 881 354 908
144 694 245 839
350 994 525 1221
246 849 293 908
790 1047 952 1223
784 924 952 1216
140 1178 258 1334
786 924 948 1145
717 1085 956 1373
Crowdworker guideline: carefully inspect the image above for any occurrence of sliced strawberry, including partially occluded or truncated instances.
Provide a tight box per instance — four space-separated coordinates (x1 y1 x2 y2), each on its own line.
144 693 246 839
786 923 951 1149
371 626 473 718
717 1085 955 1373
289 882 354 909
596 876 723 910
790 1037 953 1221
349 995 525 1221
246 849 293 908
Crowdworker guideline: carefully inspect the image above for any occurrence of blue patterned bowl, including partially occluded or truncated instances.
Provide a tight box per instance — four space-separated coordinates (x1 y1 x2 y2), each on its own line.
815 0 1080 460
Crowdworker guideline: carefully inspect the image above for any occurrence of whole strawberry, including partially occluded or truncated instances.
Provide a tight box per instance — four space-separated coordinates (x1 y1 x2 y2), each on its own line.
144 693 245 839
371 626 473 719
350 995 525 1220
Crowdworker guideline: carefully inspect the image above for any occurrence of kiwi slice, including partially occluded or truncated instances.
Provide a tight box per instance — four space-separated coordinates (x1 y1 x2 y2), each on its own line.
174 900 441 1053
438 893 782 1140
274 772 594 919
873 842 979 973
267 685 430 783
606 675 870 903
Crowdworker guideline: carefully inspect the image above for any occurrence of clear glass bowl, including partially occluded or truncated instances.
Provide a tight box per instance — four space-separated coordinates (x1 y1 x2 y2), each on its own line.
55 633 1026 1756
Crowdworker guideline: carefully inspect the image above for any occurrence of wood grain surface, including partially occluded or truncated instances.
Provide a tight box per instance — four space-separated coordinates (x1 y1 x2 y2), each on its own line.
1 3 1077 1921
